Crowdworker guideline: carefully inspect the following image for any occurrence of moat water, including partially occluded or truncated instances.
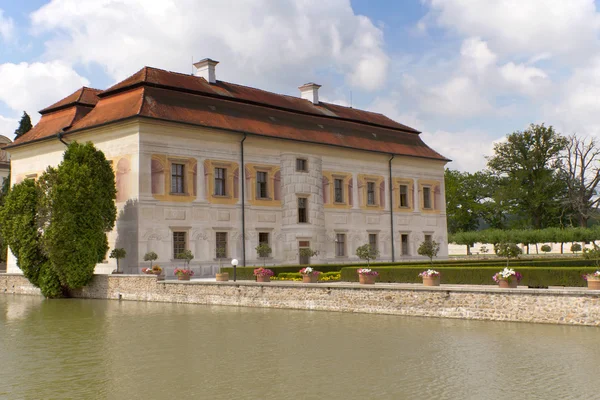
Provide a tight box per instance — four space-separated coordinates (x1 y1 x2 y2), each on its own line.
1 295 599 400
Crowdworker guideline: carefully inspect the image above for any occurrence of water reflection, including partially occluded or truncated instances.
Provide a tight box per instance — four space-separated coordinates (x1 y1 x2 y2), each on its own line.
0 295 598 400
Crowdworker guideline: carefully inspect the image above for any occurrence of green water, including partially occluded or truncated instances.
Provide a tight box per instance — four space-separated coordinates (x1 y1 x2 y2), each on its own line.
1 295 599 400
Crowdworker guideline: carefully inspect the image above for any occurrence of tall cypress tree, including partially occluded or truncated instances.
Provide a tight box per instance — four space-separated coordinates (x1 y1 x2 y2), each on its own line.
14 111 33 139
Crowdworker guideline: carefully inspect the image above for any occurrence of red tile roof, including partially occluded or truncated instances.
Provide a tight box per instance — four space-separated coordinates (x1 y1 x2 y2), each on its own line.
9 67 448 161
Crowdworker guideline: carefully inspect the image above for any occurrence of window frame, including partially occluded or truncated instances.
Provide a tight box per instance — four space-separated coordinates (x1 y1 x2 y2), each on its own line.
214 167 227 196
173 231 187 259
170 163 185 194
298 197 308 223
256 171 269 199
215 232 228 259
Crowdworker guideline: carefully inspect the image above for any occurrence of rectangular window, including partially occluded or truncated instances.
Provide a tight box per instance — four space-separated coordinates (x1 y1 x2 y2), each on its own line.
423 186 432 209
369 234 378 250
296 158 307 172
216 232 228 259
259 232 269 246
256 171 268 199
399 184 409 208
173 231 186 259
214 167 226 196
336 234 346 257
401 234 409 256
367 182 376 205
298 197 308 223
334 179 344 203
171 163 185 194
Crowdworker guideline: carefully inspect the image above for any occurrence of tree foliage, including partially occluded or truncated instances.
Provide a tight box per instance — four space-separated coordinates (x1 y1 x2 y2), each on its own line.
355 244 379 266
487 123 568 229
13 111 32 139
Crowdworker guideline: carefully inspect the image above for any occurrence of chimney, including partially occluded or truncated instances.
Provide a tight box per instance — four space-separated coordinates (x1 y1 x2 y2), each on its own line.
193 58 219 84
298 82 321 105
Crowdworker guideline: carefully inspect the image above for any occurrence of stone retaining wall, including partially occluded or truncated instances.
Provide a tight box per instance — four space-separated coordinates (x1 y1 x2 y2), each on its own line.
2 273 599 326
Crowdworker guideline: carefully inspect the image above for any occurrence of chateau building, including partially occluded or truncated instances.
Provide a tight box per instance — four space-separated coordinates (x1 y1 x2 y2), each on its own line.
5 59 449 276
0 135 10 186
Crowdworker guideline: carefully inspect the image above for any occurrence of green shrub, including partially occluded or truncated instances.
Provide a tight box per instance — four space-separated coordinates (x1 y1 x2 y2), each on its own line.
340 266 596 288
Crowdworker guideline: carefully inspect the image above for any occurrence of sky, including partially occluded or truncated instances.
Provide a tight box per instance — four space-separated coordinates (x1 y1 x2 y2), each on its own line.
1 0 600 172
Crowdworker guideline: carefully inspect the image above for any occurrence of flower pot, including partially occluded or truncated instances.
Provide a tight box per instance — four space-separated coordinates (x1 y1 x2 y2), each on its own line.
216 272 229 282
256 275 271 283
422 276 440 286
302 275 318 283
359 274 376 285
498 279 517 288
177 274 191 281
587 278 600 290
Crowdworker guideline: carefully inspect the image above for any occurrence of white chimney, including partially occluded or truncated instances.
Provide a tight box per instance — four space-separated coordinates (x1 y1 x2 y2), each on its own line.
193 58 219 84
299 82 321 105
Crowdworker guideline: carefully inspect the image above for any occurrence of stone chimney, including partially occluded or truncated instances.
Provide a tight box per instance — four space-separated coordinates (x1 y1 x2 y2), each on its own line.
298 83 321 105
194 58 219 84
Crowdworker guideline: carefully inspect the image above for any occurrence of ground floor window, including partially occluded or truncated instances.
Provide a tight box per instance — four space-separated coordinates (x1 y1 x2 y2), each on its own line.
173 231 186 259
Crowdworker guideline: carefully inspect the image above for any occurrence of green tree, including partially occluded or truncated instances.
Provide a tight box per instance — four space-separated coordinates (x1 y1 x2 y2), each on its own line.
40 142 117 292
110 248 127 273
487 123 568 229
0 180 62 297
417 240 440 265
14 111 32 139
255 243 272 267
355 244 379 266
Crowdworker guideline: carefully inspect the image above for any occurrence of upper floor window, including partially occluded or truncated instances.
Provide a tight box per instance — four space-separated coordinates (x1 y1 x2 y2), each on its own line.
423 186 432 209
171 163 185 194
296 158 307 172
298 197 308 223
367 182 376 205
214 167 226 196
256 171 268 199
399 184 409 208
334 179 344 203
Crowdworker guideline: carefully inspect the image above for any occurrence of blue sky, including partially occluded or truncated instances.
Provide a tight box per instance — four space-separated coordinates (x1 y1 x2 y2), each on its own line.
1 0 600 172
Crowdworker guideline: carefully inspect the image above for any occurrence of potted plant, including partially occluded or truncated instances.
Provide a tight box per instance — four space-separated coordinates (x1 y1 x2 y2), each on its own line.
492 267 522 288
583 271 600 290
175 250 194 280
357 268 378 284
110 248 127 274
142 265 162 275
418 269 441 286
254 267 274 282
299 267 320 283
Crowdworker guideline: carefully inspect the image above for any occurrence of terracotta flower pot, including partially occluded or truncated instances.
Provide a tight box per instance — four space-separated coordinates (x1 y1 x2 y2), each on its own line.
216 273 229 282
302 275 318 283
177 274 191 281
256 275 271 283
498 278 517 288
359 274 376 284
422 276 440 286
587 278 600 290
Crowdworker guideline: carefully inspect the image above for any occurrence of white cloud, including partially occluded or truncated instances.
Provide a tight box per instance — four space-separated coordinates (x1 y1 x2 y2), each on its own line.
0 61 89 123
0 9 14 42
422 0 600 60
421 129 497 172
30 0 388 92
0 115 17 139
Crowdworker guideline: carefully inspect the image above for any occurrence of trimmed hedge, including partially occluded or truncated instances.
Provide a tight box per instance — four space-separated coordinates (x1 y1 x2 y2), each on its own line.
220 257 598 280
340 266 598 288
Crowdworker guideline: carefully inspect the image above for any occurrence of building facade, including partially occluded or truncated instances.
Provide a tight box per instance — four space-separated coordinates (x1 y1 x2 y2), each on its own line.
6 59 449 276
